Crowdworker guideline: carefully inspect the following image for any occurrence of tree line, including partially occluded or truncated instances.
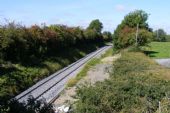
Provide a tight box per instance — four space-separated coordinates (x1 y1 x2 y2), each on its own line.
153 29 170 42
0 19 112 65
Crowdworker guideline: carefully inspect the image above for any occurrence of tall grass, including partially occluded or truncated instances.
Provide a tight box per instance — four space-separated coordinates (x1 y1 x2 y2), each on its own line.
67 58 100 87
74 51 170 113
67 48 114 87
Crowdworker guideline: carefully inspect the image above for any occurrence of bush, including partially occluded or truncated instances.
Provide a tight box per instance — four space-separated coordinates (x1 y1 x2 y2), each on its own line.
5 96 54 113
74 52 170 113
113 26 152 49
67 78 78 87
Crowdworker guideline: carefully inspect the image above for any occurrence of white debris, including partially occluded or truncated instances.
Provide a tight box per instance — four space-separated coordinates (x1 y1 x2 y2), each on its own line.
55 105 70 113
64 107 69 112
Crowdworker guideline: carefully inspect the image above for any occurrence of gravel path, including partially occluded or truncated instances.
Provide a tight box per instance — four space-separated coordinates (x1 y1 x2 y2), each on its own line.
53 63 111 108
53 54 121 113
155 58 170 68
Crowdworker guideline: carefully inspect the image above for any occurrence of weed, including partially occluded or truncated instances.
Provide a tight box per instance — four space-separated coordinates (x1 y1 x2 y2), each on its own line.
74 51 170 113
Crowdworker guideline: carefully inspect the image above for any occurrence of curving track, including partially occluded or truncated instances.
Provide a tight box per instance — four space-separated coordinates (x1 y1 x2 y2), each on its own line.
15 45 112 103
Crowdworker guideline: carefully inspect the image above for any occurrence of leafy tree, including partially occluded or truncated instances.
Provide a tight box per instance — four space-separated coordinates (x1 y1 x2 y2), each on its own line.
0 22 29 62
166 35 170 42
87 19 103 33
84 29 98 40
102 31 112 41
137 29 153 46
113 10 152 49
122 10 149 30
154 29 167 42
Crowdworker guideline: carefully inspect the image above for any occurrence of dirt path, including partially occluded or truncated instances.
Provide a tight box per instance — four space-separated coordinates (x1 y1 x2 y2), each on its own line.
53 54 121 112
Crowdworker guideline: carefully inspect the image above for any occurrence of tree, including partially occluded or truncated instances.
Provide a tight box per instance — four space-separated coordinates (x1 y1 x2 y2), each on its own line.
113 10 152 49
84 29 98 40
87 19 103 33
166 35 170 42
102 31 112 41
154 29 167 42
137 29 153 46
122 10 149 30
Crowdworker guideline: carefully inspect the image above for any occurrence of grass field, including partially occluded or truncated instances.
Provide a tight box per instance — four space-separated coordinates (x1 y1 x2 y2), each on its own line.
145 42 170 58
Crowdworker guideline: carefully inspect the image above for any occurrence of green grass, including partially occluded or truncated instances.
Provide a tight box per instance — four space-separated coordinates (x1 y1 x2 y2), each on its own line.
74 51 170 113
144 42 170 58
67 48 114 87
67 58 100 87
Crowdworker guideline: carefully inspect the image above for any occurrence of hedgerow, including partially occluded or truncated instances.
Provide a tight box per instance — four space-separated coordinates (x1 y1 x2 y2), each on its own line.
0 22 110 64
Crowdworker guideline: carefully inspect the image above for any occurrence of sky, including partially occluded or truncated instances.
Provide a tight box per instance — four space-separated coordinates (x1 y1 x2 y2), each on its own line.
0 0 170 33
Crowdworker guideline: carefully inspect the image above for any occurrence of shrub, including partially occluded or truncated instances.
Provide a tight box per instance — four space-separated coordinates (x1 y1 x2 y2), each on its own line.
67 78 78 87
6 96 55 113
74 52 170 113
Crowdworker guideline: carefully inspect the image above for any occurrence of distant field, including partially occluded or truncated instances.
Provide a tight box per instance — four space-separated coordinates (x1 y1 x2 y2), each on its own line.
145 42 170 58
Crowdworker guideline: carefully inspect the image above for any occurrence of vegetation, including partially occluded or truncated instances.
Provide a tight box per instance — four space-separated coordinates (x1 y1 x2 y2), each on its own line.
4 96 54 113
102 31 112 42
1 8 169 112
0 21 109 64
73 51 170 113
87 19 103 33
67 58 100 87
166 35 170 42
113 10 153 49
67 48 114 87
153 29 167 42
144 42 170 58
0 19 111 112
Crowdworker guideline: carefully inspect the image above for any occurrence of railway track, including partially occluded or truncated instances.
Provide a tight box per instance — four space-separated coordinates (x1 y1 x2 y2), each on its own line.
15 45 112 103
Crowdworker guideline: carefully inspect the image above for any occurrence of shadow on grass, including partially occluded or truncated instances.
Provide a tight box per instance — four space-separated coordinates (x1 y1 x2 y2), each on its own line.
143 50 159 58
0 65 19 76
19 42 103 68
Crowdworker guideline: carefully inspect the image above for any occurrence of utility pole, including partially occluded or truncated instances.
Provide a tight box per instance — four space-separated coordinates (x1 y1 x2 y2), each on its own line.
135 23 139 46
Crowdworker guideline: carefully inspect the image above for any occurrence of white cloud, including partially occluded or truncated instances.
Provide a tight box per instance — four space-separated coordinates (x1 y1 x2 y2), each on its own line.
115 4 125 12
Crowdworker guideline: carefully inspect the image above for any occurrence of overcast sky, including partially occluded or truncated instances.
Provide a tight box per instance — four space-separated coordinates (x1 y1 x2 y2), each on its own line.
0 0 170 33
